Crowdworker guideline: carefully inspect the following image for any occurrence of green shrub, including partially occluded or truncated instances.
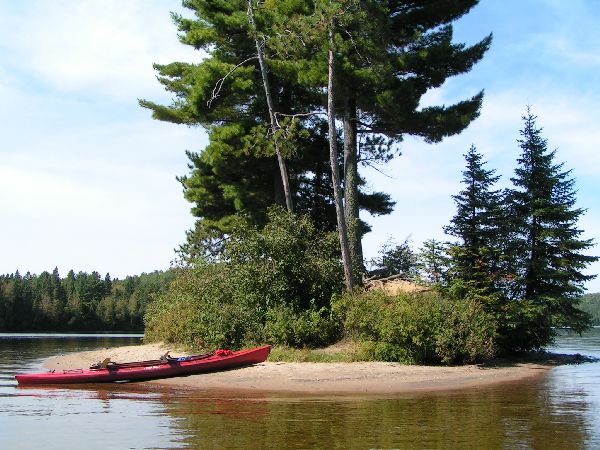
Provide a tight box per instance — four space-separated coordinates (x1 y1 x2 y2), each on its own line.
358 341 418 364
334 290 497 364
144 264 265 349
144 209 344 349
434 297 497 363
225 209 344 311
264 303 340 347
494 299 555 353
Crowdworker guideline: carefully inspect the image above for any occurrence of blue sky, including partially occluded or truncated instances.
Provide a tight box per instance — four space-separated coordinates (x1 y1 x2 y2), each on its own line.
1 1 599 291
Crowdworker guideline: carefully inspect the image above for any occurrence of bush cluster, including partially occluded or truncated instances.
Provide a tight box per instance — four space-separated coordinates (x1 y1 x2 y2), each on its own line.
147 208 585 364
333 290 497 364
264 303 340 348
144 209 344 349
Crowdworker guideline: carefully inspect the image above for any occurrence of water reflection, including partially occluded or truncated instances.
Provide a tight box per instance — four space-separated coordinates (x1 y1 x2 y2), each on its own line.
138 378 592 449
1 332 599 449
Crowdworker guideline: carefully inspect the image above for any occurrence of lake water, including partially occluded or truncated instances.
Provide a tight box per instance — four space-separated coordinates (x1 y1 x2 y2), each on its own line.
1 330 599 449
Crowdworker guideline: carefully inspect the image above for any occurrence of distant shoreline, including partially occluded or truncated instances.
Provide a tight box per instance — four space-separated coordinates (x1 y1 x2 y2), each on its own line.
40 342 578 396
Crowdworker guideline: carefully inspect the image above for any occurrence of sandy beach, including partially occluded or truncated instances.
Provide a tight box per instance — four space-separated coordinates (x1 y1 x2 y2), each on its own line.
42 342 560 395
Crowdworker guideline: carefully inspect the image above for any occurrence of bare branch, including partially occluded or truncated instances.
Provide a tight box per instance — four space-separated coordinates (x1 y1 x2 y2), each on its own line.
340 27 371 65
361 160 395 178
207 56 258 108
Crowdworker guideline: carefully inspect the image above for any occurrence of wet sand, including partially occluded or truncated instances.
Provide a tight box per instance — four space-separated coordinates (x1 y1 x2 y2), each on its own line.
42 342 559 395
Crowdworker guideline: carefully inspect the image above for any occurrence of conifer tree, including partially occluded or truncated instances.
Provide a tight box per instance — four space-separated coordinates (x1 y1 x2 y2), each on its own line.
265 0 491 282
326 9 354 290
343 0 491 280
140 0 393 260
0 284 5 330
418 239 451 286
506 109 596 340
444 145 504 296
370 238 419 279
139 1 293 232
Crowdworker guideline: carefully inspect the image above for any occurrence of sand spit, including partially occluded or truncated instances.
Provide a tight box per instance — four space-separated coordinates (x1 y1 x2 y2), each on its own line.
39 342 568 395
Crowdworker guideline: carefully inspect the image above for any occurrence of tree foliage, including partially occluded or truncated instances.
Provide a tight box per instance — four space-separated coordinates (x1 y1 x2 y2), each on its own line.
367 110 597 354
445 145 505 296
0 270 174 332
137 1 596 360
578 293 600 326
498 109 597 349
368 238 419 279
140 0 393 257
507 109 597 303
443 110 596 352
141 1 489 279
264 0 491 280
418 239 452 286
367 238 451 286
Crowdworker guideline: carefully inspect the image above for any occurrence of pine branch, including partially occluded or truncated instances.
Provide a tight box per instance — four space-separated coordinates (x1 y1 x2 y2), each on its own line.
273 111 325 128
207 56 258 108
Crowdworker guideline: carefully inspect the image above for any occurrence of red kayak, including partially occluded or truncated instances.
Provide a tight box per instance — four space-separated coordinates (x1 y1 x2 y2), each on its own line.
15 345 271 385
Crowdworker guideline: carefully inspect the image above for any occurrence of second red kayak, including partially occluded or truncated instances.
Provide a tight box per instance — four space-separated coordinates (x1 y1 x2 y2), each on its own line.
15 345 271 385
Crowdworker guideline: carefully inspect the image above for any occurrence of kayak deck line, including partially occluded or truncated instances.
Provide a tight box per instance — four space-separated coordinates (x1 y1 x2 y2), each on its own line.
15 345 271 385
88 350 218 371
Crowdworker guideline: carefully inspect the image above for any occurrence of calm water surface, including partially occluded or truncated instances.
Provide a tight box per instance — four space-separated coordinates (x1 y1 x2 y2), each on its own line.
1 330 598 449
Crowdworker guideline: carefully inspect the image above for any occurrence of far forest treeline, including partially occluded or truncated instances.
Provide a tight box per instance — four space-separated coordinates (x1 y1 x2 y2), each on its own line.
0 269 175 332
580 293 600 326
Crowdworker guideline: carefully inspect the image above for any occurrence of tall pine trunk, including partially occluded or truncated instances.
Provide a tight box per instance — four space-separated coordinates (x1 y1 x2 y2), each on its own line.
247 0 293 213
328 28 354 291
273 158 285 207
343 95 363 283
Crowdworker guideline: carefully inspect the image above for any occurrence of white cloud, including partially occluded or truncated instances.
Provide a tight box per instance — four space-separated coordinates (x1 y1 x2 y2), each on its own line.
0 0 207 278
0 153 196 278
0 98 203 278
3 0 198 101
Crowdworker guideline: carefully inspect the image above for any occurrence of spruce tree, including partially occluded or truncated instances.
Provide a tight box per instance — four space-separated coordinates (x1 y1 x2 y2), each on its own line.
506 109 596 344
444 145 504 296
418 239 451 286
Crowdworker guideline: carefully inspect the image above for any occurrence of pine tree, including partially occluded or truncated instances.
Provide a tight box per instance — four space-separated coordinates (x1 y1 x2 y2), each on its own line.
265 0 491 282
343 0 491 281
140 0 393 259
444 145 505 296
139 1 293 233
506 108 596 342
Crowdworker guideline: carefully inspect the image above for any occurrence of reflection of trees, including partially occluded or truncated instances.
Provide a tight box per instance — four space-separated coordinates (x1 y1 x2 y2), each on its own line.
157 382 591 449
